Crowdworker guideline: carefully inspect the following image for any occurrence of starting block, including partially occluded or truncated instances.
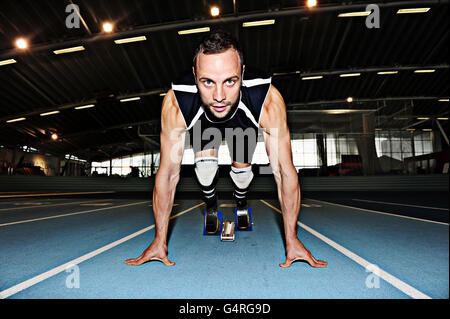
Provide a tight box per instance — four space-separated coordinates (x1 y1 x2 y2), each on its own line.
221 221 235 241
203 210 223 236
234 206 253 231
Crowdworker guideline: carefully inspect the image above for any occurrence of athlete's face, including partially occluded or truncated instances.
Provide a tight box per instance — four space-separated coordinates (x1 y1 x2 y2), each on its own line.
194 48 243 119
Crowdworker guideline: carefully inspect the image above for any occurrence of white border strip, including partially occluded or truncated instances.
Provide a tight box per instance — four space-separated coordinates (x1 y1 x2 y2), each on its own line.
260 200 432 299
243 78 272 87
172 84 198 93
352 198 449 211
238 101 259 128
306 198 448 226
0 202 204 299
186 107 205 131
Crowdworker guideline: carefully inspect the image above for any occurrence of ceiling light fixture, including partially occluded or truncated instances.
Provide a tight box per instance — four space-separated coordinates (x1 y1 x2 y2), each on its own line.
242 19 275 27
397 8 430 14
178 27 211 35
414 69 435 73
302 75 323 80
120 97 141 102
0 59 17 66
74 104 95 110
114 36 147 44
103 22 114 33
306 0 318 9
338 11 371 18
210 6 220 17
6 117 26 123
40 111 60 116
377 71 398 75
15 38 28 49
53 46 85 55
340 73 361 78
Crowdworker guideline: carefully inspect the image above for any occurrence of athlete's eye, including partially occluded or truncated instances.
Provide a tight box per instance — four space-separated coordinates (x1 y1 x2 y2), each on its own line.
203 80 213 87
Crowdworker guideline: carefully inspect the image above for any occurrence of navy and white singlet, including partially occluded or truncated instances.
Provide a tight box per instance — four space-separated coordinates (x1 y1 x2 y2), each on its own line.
171 69 272 163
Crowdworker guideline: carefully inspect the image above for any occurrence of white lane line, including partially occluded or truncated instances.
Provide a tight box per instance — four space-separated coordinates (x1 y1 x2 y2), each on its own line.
351 198 449 211
0 201 151 227
0 191 116 198
79 203 113 207
0 202 204 299
0 199 114 212
260 200 432 300
305 198 448 226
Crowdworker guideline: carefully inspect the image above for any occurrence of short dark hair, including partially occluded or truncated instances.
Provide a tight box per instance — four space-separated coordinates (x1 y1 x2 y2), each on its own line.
193 29 244 70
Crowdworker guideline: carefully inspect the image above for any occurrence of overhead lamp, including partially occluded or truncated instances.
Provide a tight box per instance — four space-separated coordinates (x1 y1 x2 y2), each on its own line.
210 6 220 17
0 59 17 66
15 38 28 49
306 0 318 9
416 117 430 120
422 129 432 132
340 73 361 78
53 46 85 55
6 117 26 123
302 75 323 80
437 117 449 120
346 97 354 103
397 8 430 14
114 36 147 44
40 111 60 116
178 27 210 35
51 133 58 140
338 11 371 18
438 99 449 102
242 19 275 27
74 104 95 110
414 69 435 73
377 71 398 75
103 22 114 33
120 97 141 102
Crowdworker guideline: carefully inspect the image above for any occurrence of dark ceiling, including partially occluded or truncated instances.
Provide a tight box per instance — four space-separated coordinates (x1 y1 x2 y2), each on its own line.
0 0 448 162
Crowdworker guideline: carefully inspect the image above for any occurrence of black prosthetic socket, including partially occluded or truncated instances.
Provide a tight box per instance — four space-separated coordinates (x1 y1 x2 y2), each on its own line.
197 169 219 234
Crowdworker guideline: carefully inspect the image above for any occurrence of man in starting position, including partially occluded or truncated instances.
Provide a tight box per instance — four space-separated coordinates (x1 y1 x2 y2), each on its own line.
125 30 327 268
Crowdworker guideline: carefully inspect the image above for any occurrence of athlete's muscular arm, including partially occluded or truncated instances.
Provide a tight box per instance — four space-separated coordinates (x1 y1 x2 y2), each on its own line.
124 89 186 266
260 85 327 268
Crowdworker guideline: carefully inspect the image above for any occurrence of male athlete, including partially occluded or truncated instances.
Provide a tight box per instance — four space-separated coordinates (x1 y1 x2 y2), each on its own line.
125 30 327 268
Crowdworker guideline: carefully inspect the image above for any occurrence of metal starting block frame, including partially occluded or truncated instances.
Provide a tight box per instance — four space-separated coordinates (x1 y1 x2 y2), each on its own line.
220 221 235 241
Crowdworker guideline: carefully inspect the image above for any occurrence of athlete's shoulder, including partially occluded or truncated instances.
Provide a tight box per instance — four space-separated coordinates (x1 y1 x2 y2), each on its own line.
161 89 186 129
259 85 287 129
